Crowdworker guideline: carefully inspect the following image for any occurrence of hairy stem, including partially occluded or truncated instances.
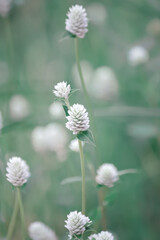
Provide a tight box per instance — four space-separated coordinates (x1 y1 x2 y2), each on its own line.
78 139 86 214
98 188 107 230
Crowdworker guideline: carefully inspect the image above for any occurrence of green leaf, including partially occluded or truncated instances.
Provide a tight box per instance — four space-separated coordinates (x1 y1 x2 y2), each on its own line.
77 130 95 145
89 207 101 221
63 105 69 116
59 31 76 42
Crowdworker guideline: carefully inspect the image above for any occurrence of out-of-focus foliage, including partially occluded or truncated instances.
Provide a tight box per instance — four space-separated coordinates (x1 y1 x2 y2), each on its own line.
0 0 160 239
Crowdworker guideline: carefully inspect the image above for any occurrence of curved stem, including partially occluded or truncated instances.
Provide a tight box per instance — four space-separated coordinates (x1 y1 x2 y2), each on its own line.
78 139 86 214
17 188 25 240
7 188 19 240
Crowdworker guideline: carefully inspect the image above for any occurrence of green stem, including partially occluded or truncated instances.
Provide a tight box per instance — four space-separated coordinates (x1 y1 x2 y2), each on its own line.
7 188 19 240
17 188 25 240
78 139 86 214
98 188 107 230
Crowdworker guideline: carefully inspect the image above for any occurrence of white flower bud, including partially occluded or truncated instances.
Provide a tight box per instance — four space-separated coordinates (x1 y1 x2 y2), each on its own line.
53 82 71 99
96 164 119 187
28 221 57 240
65 5 88 38
66 104 90 135
127 46 149 66
65 211 92 237
69 139 84 152
88 234 98 240
6 157 31 187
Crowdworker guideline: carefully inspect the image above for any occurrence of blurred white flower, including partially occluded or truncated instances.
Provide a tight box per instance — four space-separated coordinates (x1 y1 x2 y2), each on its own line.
28 221 57 240
66 104 90 134
48 102 64 119
96 163 119 187
65 211 92 237
91 66 118 101
9 95 30 121
147 18 160 36
6 157 30 187
127 46 149 66
31 126 47 152
127 122 158 139
0 0 11 17
53 82 71 99
31 124 68 161
0 112 3 131
72 61 93 88
69 139 84 152
65 5 88 38
87 3 107 25
88 234 98 240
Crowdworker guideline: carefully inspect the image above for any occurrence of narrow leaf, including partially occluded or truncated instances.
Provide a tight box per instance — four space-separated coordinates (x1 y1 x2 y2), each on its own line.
63 105 69 116
77 130 95 145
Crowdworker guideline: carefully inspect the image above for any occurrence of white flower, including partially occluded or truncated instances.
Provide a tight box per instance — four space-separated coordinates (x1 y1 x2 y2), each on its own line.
31 124 68 161
88 234 98 240
66 104 90 134
127 46 149 66
96 231 114 240
65 211 92 237
91 66 118 101
53 82 71 99
96 164 119 187
65 5 88 38
9 95 30 121
6 157 31 187
69 139 84 152
28 221 57 240
49 102 64 119
0 0 11 17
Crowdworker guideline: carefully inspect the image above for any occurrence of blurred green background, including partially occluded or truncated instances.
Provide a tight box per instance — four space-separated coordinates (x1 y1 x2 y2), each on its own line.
0 0 160 239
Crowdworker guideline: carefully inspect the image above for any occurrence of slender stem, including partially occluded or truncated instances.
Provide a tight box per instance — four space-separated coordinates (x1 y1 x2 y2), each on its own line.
78 139 86 214
7 188 19 240
98 188 107 230
17 188 25 240
74 37 90 108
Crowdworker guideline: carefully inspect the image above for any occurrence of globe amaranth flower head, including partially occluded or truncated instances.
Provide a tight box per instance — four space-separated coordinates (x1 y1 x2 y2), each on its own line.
65 5 88 38
96 163 119 187
28 221 57 240
53 82 71 99
66 104 90 135
89 231 114 240
65 211 92 238
6 157 31 187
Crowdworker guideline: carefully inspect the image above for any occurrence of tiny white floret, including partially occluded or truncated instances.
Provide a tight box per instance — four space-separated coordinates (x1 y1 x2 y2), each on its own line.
127 46 149 66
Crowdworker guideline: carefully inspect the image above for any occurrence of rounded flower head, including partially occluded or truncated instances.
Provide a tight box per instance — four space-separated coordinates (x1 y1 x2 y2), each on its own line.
90 231 114 240
65 211 92 237
53 82 71 99
28 221 57 240
6 157 31 187
65 5 88 38
66 104 90 134
0 0 11 17
127 46 149 66
96 163 119 187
